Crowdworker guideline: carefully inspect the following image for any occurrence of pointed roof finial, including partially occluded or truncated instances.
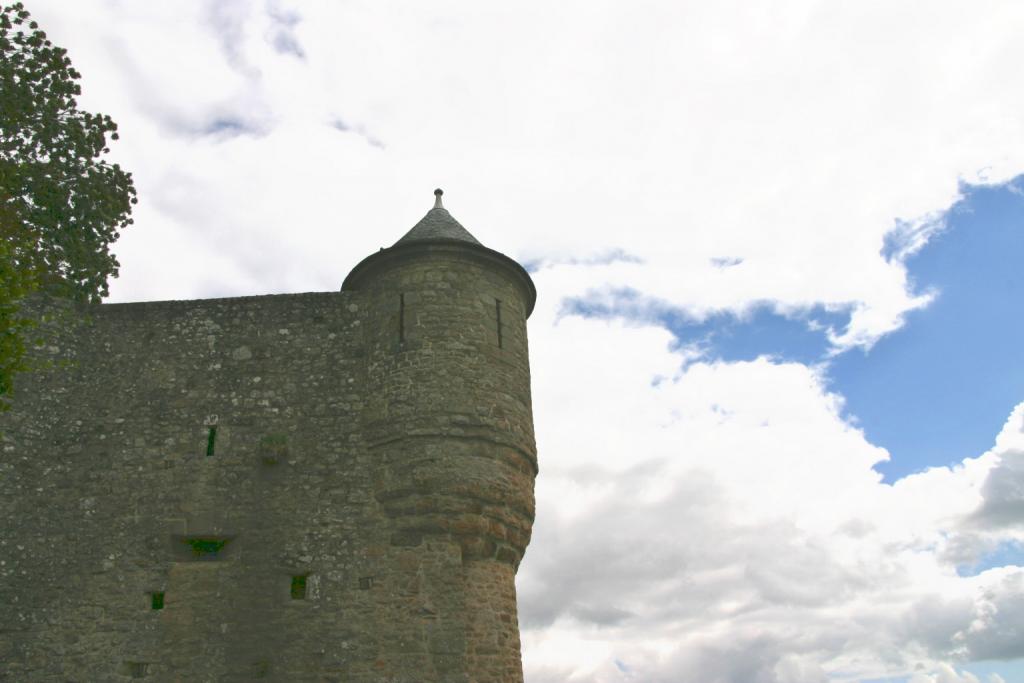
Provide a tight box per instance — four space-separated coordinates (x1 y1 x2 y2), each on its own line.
392 188 481 246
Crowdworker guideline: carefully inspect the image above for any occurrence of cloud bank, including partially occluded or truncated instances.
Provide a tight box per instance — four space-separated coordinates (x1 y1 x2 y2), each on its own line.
523 304 1024 681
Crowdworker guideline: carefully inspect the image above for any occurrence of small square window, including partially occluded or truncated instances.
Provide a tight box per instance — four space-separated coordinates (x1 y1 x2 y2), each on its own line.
359 576 374 590
150 592 164 610
171 535 235 562
184 537 228 560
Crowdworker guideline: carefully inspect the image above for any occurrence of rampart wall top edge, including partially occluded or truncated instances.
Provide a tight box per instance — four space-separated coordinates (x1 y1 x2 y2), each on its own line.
94 290 356 310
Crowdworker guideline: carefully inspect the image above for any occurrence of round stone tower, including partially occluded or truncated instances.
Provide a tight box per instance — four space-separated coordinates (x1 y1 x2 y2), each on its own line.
342 190 537 682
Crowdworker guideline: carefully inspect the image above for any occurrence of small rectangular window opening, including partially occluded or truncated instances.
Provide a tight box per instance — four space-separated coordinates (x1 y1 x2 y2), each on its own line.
496 299 503 349
129 662 148 678
399 293 405 344
205 426 217 457
150 592 164 610
184 537 228 561
290 575 307 600
359 576 374 590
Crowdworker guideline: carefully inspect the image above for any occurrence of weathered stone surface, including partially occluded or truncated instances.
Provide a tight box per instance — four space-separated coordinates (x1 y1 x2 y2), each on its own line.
0 208 537 682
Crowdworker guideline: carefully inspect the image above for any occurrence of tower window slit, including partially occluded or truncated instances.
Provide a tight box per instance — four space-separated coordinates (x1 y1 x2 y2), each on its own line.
150 592 164 610
205 426 217 457
290 575 307 600
399 293 405 344
496 299 503 348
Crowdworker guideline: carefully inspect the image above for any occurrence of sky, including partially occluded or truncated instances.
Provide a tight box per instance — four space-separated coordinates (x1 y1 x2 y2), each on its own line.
24 1 1024 681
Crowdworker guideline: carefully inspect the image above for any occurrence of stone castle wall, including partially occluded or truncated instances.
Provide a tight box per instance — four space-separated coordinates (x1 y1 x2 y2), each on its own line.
0 239 536 683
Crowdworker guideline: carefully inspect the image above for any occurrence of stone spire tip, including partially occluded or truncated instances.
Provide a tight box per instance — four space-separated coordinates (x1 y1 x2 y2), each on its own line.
433 188 444 209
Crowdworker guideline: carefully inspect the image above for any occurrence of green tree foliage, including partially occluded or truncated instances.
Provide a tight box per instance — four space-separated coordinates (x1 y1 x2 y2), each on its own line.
0 2 136 409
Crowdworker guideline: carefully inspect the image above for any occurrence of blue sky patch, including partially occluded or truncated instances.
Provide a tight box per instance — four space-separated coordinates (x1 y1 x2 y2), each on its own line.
956 540 1024 577
559 288 848 366
963 659 1024 682
677 304 848 365
832 176 1024 481
562 175 1024 483
859 662 1024 683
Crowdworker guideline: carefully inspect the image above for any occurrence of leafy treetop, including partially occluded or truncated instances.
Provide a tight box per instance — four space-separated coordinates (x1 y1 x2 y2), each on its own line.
1 2 136 408
1 1 136 302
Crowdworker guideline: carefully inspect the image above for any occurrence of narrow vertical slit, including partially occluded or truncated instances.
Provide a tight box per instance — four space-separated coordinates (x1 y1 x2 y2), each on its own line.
399 293 405 344
290 575 307 600
496 299 503 349
206 426 217 457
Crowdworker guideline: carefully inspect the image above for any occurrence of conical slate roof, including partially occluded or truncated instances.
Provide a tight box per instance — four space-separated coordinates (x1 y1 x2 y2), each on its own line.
393 189 482 246
342 187 536 316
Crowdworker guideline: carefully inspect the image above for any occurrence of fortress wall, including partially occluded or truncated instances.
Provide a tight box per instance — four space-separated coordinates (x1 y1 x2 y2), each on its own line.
1 242 537 682
0 291 404 681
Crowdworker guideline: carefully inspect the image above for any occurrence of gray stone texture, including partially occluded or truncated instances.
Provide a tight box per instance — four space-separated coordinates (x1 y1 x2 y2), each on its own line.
0 212 537 682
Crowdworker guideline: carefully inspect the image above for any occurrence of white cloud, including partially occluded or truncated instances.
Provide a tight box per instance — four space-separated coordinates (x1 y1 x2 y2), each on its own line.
30 1 1024 350
522 302 1024 681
